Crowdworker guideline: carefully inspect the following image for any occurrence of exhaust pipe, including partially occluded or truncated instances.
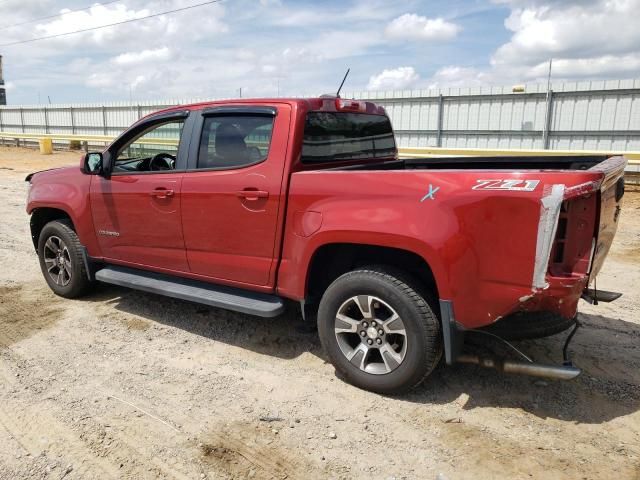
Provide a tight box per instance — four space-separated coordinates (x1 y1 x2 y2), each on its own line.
457 354 581 380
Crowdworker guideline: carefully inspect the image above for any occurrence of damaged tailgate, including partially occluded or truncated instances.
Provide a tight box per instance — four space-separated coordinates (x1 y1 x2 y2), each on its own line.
588 155 626 278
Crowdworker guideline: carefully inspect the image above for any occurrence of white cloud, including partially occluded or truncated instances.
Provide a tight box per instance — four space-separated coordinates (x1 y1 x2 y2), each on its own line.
433 0 640 88
427 66 487 88
367 67 419 90
30 1 227 49
7 0 640 104
385 13 460 41
35 4 151 43
267 0 401 27
86 73 112 89
0 0 412 102
493 0 640 67
0 0 52 19
113 48 173 66
492 0 602 8
526 53 640 79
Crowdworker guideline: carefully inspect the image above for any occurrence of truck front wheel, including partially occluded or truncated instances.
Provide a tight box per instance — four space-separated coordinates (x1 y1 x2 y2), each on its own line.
317 267 442 394
37 220 92 298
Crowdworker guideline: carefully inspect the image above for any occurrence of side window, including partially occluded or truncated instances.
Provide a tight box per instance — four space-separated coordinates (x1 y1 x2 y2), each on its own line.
113 120 185 173
197 115 274 169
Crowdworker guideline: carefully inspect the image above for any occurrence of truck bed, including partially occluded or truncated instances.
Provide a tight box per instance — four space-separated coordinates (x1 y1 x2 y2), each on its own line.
282 154 626 329
404 155 608 170
331 155 610 171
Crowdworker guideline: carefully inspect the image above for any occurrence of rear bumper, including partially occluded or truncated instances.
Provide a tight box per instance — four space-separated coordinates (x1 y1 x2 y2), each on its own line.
518 274 588 320
461 273 589 330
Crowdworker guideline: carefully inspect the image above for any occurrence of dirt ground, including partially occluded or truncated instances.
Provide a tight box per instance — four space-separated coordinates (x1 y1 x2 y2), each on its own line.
0 146 639 480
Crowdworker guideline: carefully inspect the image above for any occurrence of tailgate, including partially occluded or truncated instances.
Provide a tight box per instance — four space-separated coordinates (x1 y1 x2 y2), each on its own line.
588 156 627 278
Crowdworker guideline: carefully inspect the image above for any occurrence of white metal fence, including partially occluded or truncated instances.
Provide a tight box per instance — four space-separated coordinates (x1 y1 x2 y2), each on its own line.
1 79 640 151
351 79 640 151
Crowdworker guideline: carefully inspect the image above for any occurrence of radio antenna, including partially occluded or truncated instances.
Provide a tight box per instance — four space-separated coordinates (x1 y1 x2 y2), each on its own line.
336 68 350 98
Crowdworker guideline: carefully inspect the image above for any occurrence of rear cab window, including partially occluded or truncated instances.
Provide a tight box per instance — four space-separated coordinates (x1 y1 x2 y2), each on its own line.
301 112 396 164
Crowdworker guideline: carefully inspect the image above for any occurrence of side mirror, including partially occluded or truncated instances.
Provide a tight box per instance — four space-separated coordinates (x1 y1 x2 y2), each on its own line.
83 152 104 175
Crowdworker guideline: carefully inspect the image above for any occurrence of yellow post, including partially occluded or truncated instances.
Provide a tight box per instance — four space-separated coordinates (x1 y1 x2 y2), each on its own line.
39 137 53 155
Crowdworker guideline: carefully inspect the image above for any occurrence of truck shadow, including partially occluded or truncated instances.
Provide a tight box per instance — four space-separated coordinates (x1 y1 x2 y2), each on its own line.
84 284 324 360
85 286 640 424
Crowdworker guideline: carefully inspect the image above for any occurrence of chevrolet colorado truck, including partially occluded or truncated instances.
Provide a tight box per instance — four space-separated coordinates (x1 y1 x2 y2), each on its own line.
26 97 626 393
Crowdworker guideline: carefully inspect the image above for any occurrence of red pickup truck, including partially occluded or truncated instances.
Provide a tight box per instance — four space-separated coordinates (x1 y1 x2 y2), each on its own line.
26 97 626 393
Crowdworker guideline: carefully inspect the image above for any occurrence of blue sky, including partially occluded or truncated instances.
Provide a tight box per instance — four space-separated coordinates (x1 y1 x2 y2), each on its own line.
1 0 639 104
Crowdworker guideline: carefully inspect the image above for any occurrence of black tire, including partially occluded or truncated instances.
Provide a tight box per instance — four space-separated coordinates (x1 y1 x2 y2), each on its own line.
483 311 576 341
37 219 92 298
317 267 442 394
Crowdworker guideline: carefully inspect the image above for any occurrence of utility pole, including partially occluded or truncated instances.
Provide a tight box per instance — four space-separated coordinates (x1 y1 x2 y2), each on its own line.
542 58 553 149
546 58 553 92
0 55 6 106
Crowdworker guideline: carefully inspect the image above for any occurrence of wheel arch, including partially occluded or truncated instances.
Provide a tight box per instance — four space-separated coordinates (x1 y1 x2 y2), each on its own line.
30 207 75 251
305 243 441 308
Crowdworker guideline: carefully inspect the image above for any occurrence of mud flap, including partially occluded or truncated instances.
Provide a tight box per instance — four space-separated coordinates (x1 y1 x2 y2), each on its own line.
439 300 465 365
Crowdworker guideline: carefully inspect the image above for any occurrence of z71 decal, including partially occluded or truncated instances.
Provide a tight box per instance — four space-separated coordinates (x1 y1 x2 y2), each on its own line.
472 179 540 192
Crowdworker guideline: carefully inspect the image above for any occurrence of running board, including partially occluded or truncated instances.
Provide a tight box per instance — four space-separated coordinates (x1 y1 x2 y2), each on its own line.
95 266 285 318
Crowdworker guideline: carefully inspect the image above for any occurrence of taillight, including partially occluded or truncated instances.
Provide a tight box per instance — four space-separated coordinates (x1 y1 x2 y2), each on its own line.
335 98 366 112
548 195 597 277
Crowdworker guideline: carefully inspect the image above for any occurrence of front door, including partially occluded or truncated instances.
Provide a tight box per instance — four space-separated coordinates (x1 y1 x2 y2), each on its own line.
181 105 290 287
90 114 191 271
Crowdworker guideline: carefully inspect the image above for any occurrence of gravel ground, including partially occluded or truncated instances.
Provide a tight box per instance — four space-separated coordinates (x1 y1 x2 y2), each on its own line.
0 146 639 480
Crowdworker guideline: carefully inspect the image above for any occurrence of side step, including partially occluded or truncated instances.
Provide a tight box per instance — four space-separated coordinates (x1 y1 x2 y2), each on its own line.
95 266 285 318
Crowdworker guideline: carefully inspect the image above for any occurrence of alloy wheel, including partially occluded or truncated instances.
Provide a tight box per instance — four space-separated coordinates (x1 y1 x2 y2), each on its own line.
43 235 73 287
334 295 408 374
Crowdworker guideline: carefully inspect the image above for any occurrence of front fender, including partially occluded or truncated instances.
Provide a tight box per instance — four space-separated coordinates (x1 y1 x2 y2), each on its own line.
27 169 101 257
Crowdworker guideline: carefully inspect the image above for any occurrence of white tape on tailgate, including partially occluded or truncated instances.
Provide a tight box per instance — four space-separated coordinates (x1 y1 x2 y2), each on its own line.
532 184 565 289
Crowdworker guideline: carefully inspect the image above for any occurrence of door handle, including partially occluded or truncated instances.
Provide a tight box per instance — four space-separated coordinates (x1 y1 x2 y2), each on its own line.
151 188 175 199
236 189 269 201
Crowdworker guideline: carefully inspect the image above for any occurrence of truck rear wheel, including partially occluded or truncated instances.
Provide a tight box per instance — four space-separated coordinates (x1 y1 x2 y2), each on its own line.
317 267 442 394
37 220 92 298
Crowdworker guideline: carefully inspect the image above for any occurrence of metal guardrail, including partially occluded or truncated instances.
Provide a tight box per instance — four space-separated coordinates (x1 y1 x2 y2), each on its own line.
0 131 177 147
1 131 639 181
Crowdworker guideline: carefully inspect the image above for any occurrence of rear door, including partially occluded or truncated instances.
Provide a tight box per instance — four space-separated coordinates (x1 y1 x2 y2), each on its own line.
181 105 291 287
90 111 193 271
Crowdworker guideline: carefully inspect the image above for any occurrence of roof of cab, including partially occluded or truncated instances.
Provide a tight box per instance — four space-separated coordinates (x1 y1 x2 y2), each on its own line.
141 97 387 121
